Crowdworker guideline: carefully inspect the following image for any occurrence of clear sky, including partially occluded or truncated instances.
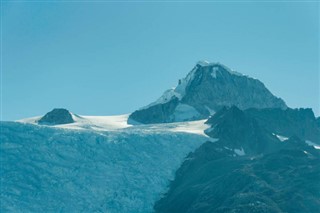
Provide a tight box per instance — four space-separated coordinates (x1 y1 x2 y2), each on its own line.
1 1 319 120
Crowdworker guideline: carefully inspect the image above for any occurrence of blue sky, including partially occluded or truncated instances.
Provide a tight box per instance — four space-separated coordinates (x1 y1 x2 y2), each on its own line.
1 1 319 120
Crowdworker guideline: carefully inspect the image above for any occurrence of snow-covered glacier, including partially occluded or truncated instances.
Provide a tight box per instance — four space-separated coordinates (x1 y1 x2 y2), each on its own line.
0 118 209 212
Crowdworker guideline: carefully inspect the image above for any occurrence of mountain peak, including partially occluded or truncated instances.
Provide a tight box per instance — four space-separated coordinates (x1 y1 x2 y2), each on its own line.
129 62 287 124
196 60 224 67
196 60 244 76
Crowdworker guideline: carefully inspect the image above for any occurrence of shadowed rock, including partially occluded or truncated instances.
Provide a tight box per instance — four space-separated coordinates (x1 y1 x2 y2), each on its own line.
38 108 74 125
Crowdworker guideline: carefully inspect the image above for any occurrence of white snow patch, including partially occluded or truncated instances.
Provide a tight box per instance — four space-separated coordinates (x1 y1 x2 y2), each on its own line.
168 119 210 136
138 60 246 111
76 114 131 130
19 114 209 137
197 61 243 76
18 114 131 131
211 67 219 78
204 125 215 135
272 133 288 142
305 140 320 149
142 88 181 109
205 106 215 115
207 138 219 143
197 60 210 66
18 116 42 124
234 147 246 156
142 64 199 108
174 66 198 98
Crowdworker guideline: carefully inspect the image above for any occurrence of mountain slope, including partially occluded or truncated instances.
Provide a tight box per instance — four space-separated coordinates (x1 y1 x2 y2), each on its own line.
154 138 320 213
154 107 320 213
129 61 286 124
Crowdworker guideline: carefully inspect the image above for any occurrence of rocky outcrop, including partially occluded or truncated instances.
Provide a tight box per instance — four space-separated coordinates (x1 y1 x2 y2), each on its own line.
128 97 180 124
154 106 320 213
38 108 74 125
206 106 320 144
129 61 287 124
245 107 320 143
205 106 281 155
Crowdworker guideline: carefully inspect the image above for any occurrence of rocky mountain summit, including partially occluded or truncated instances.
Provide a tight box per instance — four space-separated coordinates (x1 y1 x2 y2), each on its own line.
129 61 286 124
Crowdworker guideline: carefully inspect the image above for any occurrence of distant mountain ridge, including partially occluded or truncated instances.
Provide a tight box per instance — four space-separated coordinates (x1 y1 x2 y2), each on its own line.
129 61 287 124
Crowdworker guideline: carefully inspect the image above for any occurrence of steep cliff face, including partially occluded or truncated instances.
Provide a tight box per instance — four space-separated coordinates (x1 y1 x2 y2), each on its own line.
129 61 286 124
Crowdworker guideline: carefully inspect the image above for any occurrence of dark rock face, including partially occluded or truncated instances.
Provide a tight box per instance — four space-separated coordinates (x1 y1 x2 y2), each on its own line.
154 107 320 213
129 62 287 124
316 117 320 128
181 64 286 114
245 107 320 143
38 108 74 125
205 106 281 155
154 139 320 213
206 106 320 144
128 97 180 124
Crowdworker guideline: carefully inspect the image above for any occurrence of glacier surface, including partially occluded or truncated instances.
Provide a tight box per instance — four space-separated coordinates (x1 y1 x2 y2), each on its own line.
1 120 209 212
